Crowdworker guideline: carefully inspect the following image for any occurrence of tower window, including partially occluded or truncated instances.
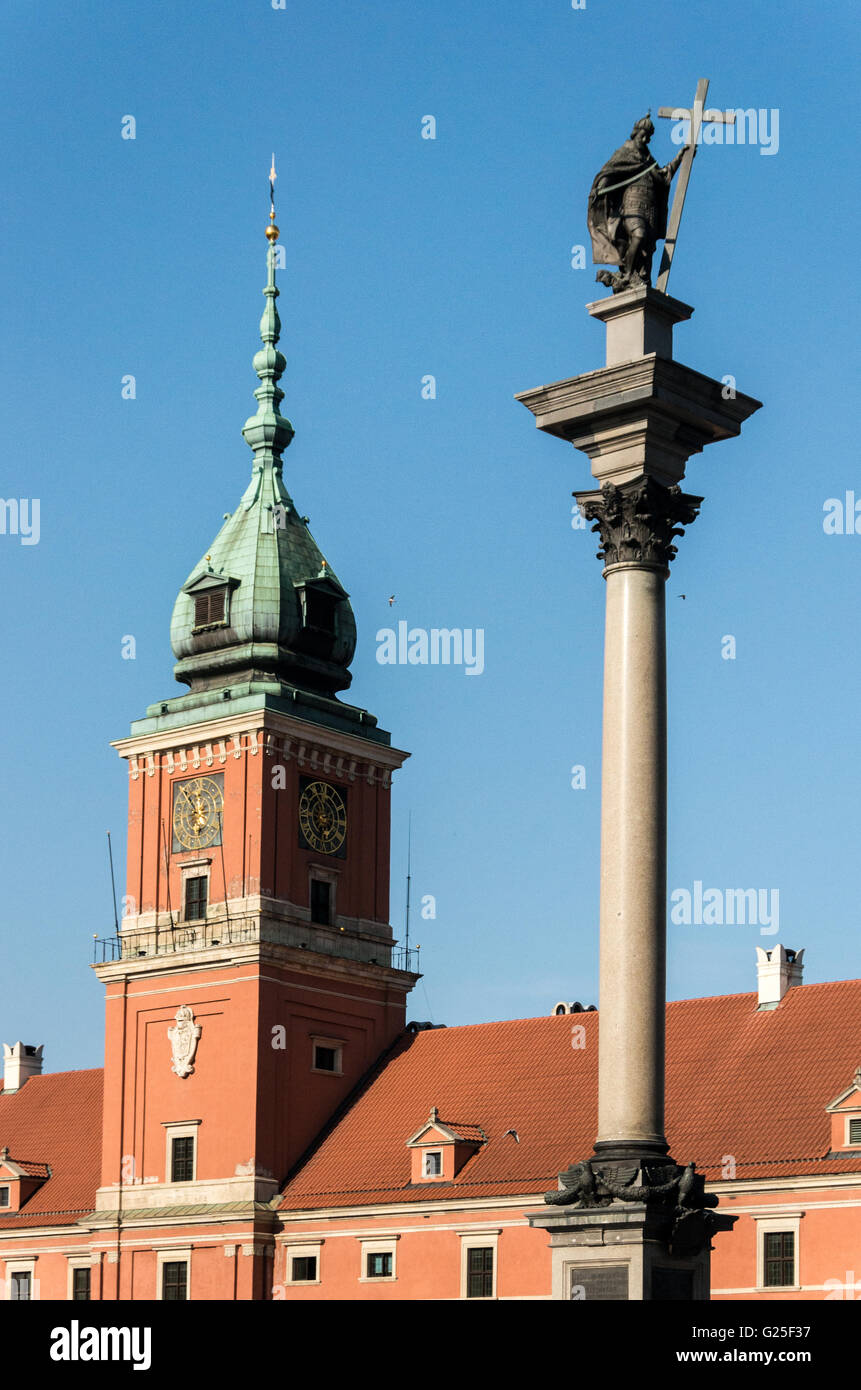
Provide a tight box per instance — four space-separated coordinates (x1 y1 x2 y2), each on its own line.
10 1272 31 1301
171 1135 195 1183
291 1256 317 1282
303 587 336 635
314 1045 337 1072
72 1267 91 1301
184 876 208 921
310 879 332 925
193 587 227 629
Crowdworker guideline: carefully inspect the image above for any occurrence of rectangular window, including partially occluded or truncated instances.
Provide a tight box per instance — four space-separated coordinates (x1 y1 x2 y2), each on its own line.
171 1135 195 1183
0 1187 8 1207
291 1256 317 1282
424 1151 442 1177
161 1262 188 1301
850 1118 861 1144
193 588 226 628
313 1045 337 1072
72 1268 91 1301
366 1252 393 1279
466 1247 494 1299
10 1272 31 1301
184 875 208 921
310 879 332 925
763 1231 795 1288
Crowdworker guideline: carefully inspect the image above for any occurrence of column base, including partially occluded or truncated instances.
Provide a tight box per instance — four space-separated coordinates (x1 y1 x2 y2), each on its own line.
529 1148 734 1299
529 1201 727 1301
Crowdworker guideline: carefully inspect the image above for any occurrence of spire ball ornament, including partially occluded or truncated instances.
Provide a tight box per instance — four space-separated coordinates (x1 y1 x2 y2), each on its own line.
265 219 280 243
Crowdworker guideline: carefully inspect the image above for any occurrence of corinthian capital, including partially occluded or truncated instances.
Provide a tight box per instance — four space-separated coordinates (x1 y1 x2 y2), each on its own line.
574 476 702 571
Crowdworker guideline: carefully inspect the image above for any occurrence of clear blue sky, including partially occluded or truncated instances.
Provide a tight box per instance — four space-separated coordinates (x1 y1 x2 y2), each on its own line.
2 0 859 1072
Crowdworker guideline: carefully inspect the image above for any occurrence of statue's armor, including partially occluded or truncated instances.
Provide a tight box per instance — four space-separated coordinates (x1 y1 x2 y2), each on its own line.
620 169 658 219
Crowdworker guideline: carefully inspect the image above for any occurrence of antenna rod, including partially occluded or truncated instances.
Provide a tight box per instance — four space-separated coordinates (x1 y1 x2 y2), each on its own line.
217 812 232 939
405 811 412 962
107 830 120 936
160 819 176 931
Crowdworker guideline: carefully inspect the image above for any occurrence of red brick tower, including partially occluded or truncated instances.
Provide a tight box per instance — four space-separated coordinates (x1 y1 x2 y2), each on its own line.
91 210 416 1301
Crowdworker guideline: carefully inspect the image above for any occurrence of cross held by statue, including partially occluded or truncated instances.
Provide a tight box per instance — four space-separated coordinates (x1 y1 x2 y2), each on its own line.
655 78 736 291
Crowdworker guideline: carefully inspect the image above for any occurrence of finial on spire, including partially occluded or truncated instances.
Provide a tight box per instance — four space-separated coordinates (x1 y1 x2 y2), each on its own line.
266 153 279 243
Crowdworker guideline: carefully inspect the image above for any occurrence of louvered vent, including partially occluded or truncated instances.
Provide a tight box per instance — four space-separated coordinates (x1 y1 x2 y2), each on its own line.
193 587 227 628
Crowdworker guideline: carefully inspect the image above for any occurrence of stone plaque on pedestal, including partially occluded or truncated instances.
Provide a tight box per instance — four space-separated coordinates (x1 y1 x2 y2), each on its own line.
569 1265 629 1301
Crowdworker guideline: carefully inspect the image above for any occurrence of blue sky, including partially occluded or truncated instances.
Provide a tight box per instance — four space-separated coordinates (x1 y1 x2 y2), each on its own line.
2 0 859 1071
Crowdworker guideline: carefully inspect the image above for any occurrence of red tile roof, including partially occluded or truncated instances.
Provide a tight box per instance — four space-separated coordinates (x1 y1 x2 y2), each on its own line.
0 1070 103 1228
279 981 861 1211
0 1158 51 1178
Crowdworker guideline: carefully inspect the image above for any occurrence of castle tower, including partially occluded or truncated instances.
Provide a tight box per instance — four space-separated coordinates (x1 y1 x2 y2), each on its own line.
91 209 416 1301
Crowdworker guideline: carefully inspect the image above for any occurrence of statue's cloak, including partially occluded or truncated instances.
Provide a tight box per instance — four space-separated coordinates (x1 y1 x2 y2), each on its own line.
587 141 670 266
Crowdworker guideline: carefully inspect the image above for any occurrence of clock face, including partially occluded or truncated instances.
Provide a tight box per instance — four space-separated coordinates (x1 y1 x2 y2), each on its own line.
298 780 347 856
172 774 224 852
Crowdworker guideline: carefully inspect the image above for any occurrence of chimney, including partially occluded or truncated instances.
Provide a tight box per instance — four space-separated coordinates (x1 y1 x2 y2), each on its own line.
2 1042 44 1093
755 946 804 1010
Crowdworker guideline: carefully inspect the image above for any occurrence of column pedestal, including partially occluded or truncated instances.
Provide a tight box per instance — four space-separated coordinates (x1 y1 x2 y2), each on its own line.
530 1203 720 1301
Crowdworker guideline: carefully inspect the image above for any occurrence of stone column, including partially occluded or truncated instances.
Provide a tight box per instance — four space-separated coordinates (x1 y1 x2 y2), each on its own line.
517 287 761 1299
577 477 701 1166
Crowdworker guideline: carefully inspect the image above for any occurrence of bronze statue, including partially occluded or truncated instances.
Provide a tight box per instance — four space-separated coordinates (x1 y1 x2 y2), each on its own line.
588 114 691 293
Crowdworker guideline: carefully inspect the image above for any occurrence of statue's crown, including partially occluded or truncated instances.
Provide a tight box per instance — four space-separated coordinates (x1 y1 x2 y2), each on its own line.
631 113 654 137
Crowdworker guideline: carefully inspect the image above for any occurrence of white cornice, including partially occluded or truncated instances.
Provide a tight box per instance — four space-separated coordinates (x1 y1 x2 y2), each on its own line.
112 708 409 778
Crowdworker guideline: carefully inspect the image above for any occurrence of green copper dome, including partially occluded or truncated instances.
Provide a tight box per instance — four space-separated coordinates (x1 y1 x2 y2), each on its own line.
170 234 357 697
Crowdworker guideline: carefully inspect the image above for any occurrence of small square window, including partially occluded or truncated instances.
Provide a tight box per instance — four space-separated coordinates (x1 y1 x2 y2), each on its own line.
467 1247 494 1299
171 1135 195 1183
366 1251 393 1279
292 1256 317 1282
763 1231 795 1288
161 1261 188 1301
11 1272 31 1301
314 1046 337 1072
424 1151 442 1177
184 876 208 922
849 1118 861 1145
0 1187 9 1208
310 879 332 925
72 1267 91 1301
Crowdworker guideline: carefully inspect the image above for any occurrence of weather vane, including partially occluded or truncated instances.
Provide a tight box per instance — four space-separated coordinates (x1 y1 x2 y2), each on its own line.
587 79 736 294
266 153 279 244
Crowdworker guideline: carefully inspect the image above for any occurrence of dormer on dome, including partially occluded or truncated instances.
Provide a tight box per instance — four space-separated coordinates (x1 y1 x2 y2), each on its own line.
825 1067 861 1155
169 216 356 703
0 1146 50 1213
406 1106 487 1183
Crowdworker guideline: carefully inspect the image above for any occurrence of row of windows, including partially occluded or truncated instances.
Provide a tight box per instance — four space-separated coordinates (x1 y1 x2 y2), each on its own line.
8 1268 91 1301
288 1246 493 1297
191 584 340 639
181 875 333 926
0 1231 804 1301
